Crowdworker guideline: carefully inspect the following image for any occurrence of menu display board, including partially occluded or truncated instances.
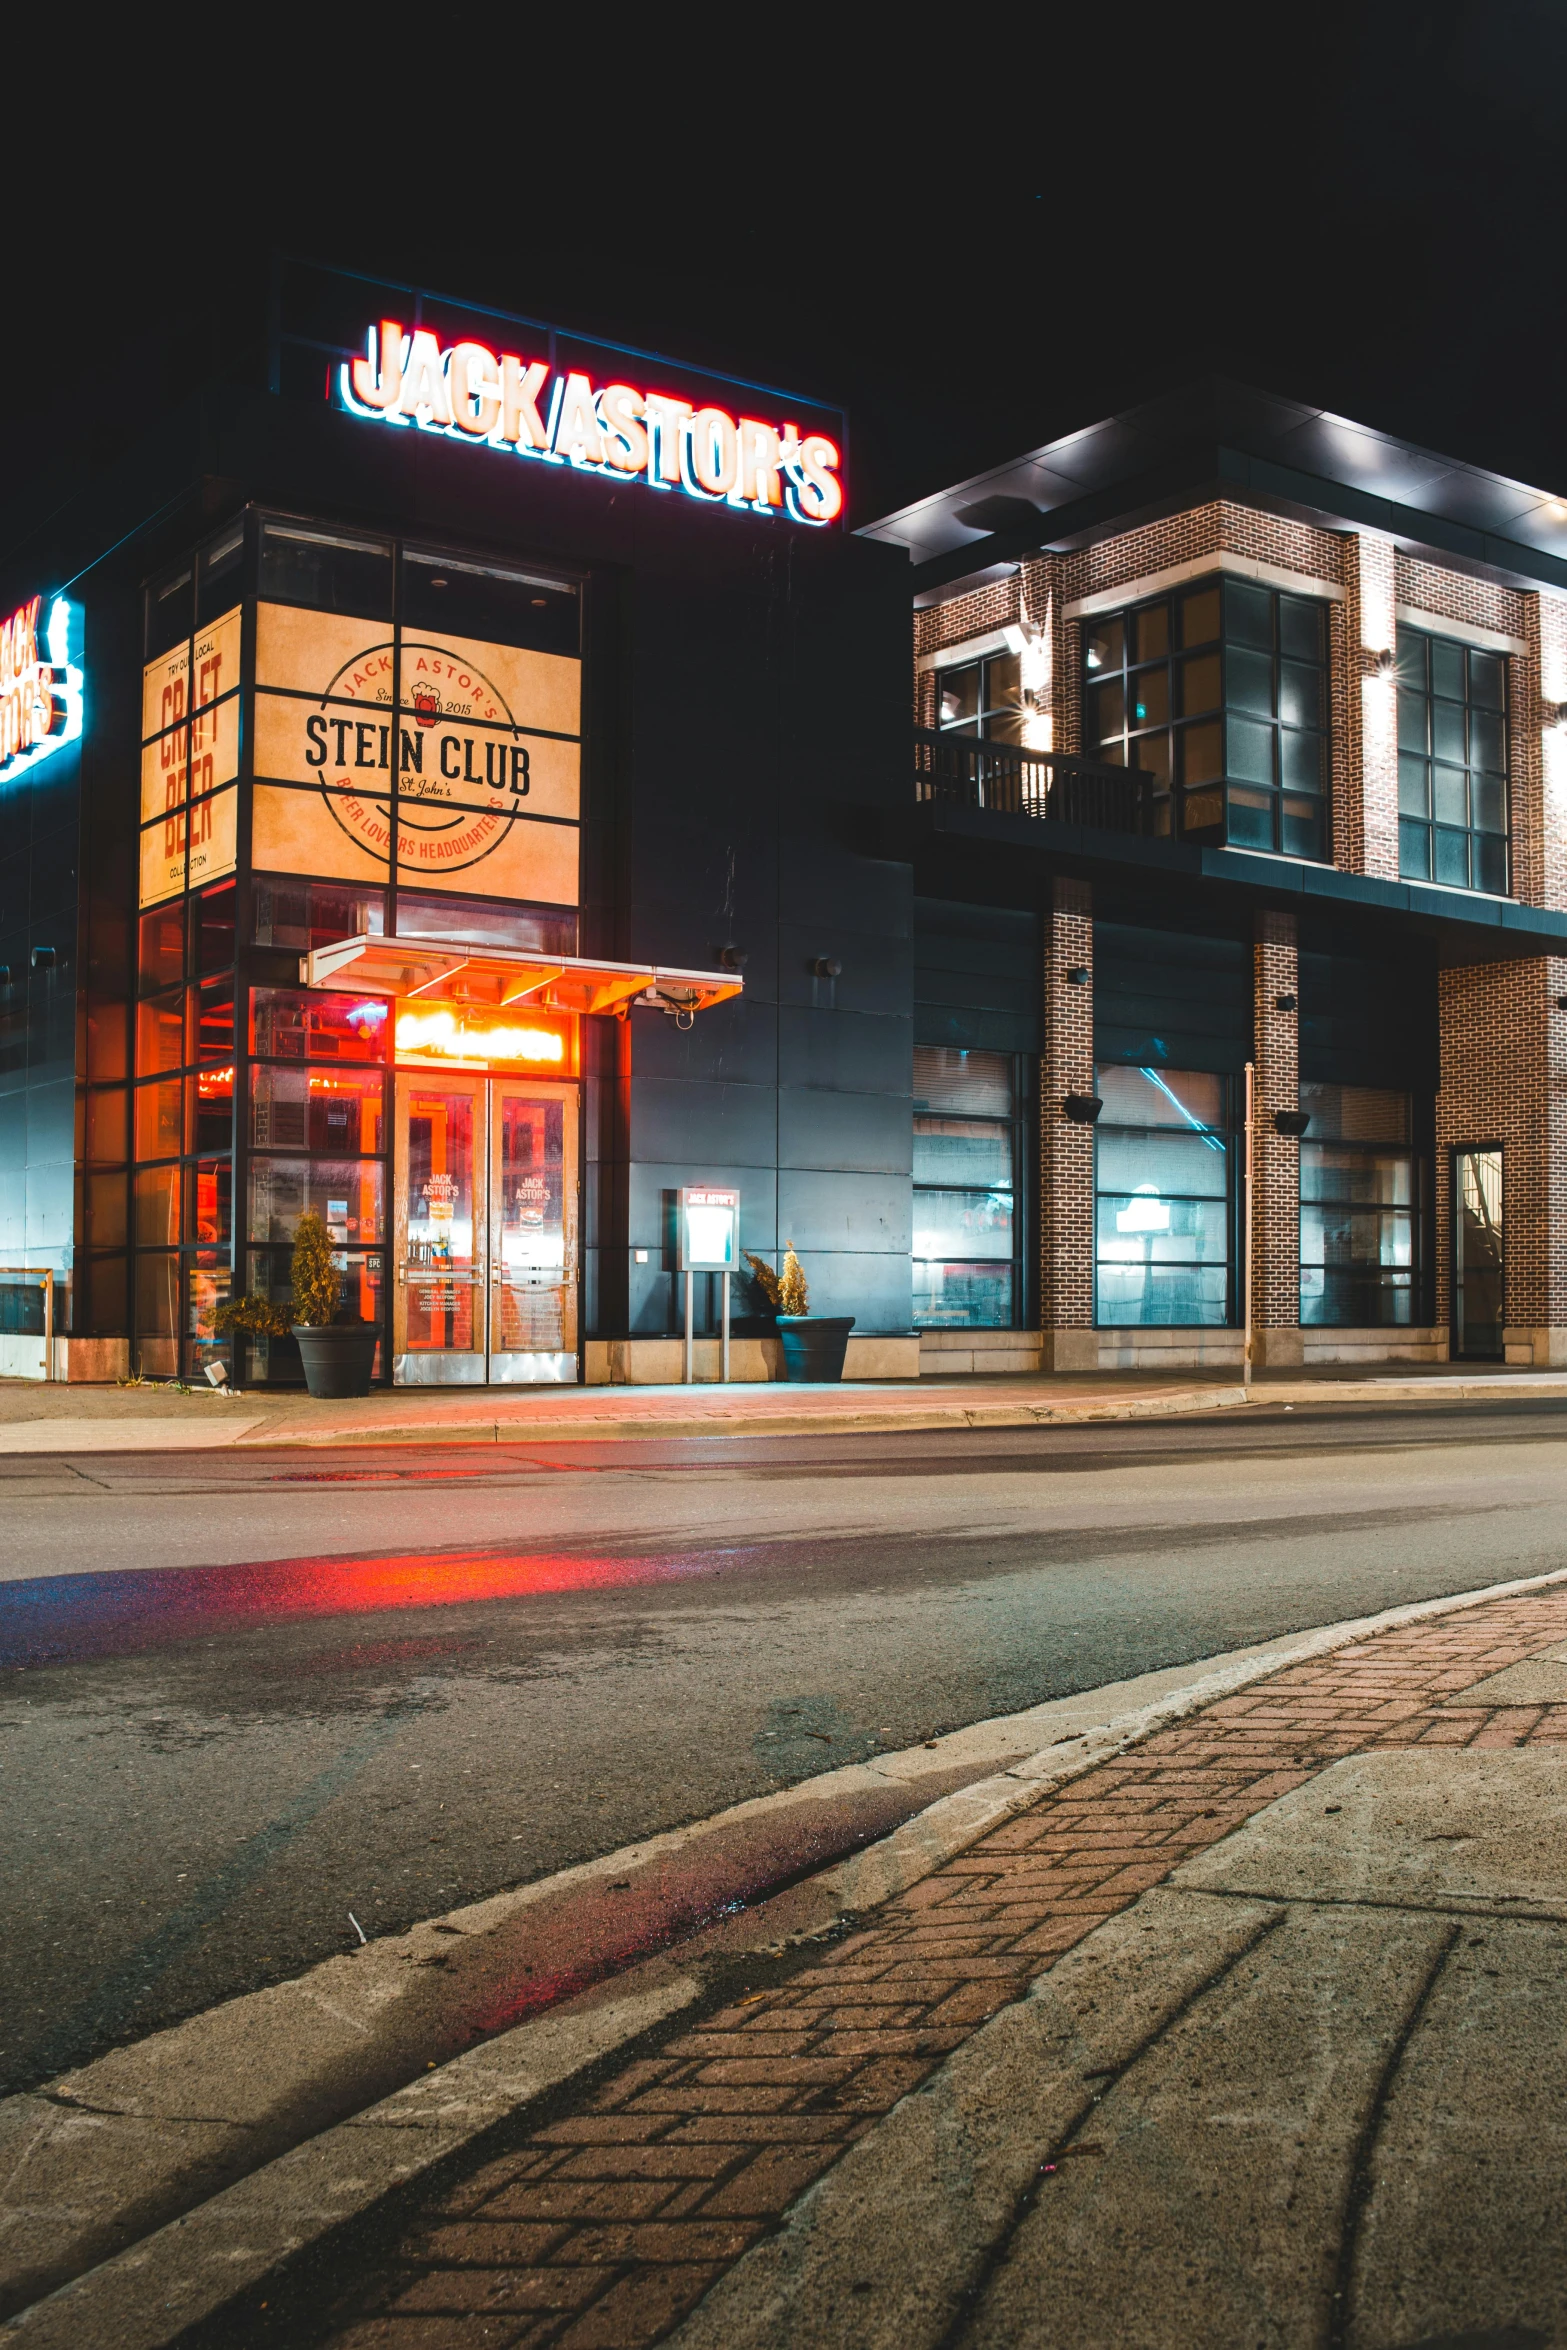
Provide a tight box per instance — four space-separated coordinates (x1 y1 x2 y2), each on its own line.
138 607 242 906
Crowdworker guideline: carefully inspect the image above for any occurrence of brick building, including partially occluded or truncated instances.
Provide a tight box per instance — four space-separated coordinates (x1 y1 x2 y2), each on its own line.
869 380 1567 1371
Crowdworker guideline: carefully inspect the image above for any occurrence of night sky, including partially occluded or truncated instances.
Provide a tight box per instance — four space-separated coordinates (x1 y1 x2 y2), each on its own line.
10 4 1567 551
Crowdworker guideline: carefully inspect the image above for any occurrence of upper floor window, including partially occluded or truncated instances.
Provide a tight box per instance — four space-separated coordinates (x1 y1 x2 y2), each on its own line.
1396 627 1508 895
1083 577 1329 860
937 650 1023 744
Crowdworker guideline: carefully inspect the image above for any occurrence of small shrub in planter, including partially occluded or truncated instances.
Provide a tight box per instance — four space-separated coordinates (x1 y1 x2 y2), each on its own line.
216 1212 379 1398
743 1243 855 1383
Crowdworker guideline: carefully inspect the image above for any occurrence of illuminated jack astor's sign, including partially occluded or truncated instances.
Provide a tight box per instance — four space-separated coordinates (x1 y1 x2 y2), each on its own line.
341 321 843 527
0 597 83 779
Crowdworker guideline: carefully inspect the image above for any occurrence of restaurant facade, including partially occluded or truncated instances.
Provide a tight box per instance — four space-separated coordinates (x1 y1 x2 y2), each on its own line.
4 281 1567 1384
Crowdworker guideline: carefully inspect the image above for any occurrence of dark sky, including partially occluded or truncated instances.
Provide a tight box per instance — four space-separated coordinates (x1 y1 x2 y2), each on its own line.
12 2 1567 546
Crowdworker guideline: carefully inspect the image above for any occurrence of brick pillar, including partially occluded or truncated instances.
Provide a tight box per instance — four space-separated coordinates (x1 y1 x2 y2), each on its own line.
1342 534 1399 881
1250 911 1302 1367
1039 874 1096 1369
1509 596 1546 908
1020 554 1060 753
1435 956 1567 1363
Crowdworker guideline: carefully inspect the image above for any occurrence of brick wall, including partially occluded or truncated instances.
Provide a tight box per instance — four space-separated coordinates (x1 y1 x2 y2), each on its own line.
1435 955 1567 1353
1040 877 1095 1335
1252 912 1301 1335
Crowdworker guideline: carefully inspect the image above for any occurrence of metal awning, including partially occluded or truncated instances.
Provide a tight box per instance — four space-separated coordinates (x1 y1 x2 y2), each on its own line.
301 934 743 1016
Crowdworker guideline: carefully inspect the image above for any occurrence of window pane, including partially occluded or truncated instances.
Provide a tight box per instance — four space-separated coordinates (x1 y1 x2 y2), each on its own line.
1130 731 1171 787
254 877 386 952
1398 754 1430 816
1395 634 1427 688
938 664 980 725
1084 617 1124 674
1278 596 1324 661
1096 1129 1230 1199
195 882 237 975
1224 579 1272 649
1180 586 1222 647
1180 652 1221 715
134 1166 181 1245
1281 796 1324 860
402 554 578 657
1134 605 1170 662
1475 834 1509 894
248 1156 386 1244
1228 646 1274 717
1301 1146 1413 1204
913 1046 1012 1116
1091 679 1126 741
1225 786 1274 847
396 893 577 955
913 1262 1013 1329
984 652 1022 712
1302 1268 1414 1328
911 1188 1013 1260
1128 667 1169 728
1432 764 1468 826
250 988 389 1061
251 1065 385 1153
1099 736 1127 766
1469 651 1505 710
1431 700 1466 766
1434 827 1470 886
139 903 186 992
1097 1264 1228 1325
1097 1193 1228 1258
1472 771 1507 833
1299 1085 1411 1144
1278 661 1322 729
1227 715 1274 785
912 1118 1012 1187
1430 638 1466 700
1096 1064 1225 1129
134 1078 183 1159
1397 689 1428 755
135 1252 179 1340
1399 818 1432 879
1470 708 1505 774
259 524 393 619
1280 730 1324 793
192 1063 234 1153
137 994 185 1075
191 1159 233 1246
1181 719 1223 785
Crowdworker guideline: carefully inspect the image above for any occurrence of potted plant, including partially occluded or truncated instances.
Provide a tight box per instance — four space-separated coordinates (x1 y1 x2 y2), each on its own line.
744 1244 855 1382
215 1212 379 1398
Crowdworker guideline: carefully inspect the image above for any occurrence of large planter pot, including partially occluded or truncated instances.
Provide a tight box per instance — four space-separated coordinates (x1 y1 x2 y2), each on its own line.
776 1315 856 1383
293 1323 379 1399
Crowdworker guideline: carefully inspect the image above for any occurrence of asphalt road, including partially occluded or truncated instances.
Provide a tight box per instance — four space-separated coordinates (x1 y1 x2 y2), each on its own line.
4 1398 1567 2099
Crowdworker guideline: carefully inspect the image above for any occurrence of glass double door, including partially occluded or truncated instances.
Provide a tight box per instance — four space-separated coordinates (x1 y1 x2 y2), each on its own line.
1454 1146 1504 1361
393 1071 578 1383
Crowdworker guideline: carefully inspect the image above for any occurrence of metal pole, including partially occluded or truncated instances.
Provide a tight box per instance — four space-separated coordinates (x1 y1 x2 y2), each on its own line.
683 1269 694 1385
1243 1060 1255 1393
721 1268 731 1383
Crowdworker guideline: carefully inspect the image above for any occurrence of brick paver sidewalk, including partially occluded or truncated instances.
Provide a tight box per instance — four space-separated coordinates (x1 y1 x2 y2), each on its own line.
255 1584 1567 2349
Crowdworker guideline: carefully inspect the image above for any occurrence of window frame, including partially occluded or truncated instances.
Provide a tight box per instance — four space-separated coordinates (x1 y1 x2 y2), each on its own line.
1394 624 1510 896
911 1047 1028 1331
1093 1064 1237 1329
935 651 1025 745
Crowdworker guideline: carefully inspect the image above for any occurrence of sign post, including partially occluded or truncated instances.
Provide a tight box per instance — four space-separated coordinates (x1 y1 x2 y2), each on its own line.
677 1187 740 1385
1243 1061 1255 1392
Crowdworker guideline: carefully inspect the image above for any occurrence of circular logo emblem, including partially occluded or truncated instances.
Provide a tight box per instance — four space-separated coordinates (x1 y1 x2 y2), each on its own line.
314 639 530 875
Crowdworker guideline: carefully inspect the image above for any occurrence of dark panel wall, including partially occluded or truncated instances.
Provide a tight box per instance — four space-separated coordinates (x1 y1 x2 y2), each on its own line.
1094 904 1251 1074
914 897 1040 1053
1299 917 1440 1090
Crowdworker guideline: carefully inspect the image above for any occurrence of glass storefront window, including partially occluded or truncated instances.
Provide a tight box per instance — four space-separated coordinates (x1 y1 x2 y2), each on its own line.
133 1165 181 1246
190 1159 233 1246
194 880 237 974
250 987 389 1061
136 993 185 1075
1396 628 1508 894
1299 1083 1417 1326
913 1046 1021 1328
1095 1065 1231 1325
250 1065 384 1153
139 901 186 992
394 891 578 955
133 1078 183 1161
248 1156 385 1244
190 1064 234 1153
259 523 393 619
253 877 386 951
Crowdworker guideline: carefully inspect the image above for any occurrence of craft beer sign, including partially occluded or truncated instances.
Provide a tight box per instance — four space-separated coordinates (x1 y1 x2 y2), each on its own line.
342 321 843 527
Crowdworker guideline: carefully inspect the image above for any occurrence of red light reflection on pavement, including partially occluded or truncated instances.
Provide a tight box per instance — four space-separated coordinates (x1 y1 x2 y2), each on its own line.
1 1544 737 1670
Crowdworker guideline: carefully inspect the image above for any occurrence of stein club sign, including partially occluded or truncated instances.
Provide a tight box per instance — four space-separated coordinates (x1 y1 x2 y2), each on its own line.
342 322 843 527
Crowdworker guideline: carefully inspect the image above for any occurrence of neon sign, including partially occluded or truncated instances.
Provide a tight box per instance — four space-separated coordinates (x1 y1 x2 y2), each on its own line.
341 322 843 527
0 598 82 781
395 1004 568 1068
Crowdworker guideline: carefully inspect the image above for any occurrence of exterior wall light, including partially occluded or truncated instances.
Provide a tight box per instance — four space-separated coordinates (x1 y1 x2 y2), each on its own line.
1554 702 1567 730
1063 1093 1104 1124
1274 1109 1311 1138
718 944 748 971
1274 992 1298 1011
30 946 55 970
1065 966 1090 985
812 956 842 978
1372 648 1396 678
1556 995 1567 1011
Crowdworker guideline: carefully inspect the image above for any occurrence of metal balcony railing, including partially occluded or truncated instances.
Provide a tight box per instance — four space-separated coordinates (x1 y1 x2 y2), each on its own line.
914 729 1157 834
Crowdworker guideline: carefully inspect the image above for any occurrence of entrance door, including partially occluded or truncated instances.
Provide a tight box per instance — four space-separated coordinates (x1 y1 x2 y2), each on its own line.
393 1072 578 1384
1455 1146 1504 1361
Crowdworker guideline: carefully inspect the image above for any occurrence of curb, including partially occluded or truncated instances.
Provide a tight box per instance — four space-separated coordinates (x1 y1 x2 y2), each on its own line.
11 1558 1567 2348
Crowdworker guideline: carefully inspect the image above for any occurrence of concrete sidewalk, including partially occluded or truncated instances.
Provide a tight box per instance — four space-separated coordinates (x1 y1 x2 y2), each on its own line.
226 1577 1567 2350
4 1360 1567 1451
